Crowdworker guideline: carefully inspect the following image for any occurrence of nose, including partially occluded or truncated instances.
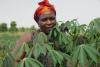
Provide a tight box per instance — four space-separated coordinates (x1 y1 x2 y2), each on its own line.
46 19 52 24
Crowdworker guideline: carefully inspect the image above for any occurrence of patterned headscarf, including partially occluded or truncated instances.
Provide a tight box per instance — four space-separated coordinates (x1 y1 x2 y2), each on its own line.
34 0 56 22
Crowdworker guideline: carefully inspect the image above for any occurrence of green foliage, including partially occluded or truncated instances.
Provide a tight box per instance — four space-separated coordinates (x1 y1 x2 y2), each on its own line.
17 43 30 59
72 44 100 67
0 33 20 48
16 18 100 67
19 27 25 32
3 53 15 67
0 23 8 32
18 27 36 32
32 43 47 59
89 18 100 33
32 32 48 44
9 21 18 32
48 50 64 66
17 58 43 67
1 17 100 67
30 25 36 31
0 33 20 67
0 45 15 67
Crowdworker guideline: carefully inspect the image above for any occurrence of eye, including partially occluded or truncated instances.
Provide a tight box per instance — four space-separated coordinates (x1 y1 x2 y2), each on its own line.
40 17 55 22
41 18 48 22
49 17 55 20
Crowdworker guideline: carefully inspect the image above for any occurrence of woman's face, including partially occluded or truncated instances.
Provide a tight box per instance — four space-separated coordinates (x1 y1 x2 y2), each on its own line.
38 11 56 33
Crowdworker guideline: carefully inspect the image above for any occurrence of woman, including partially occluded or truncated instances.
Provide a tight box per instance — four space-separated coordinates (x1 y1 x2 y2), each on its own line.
13 0 57 67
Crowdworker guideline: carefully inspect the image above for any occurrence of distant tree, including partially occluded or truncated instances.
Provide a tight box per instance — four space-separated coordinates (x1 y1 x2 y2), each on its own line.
25 27 31 32
30 25 36 31
0 23 8 32
19 27 25 32
0 24 2 32
9 21 18 32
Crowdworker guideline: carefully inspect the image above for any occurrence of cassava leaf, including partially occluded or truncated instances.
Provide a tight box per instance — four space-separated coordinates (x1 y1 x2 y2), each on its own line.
24 43 30 55
17 43 30 57
26 58 43 67
85 45 100 56
33 32 48 44
84 45 98 62
60 52 71 61
48 50 64 66
72 46 80 61
78 45 86 67
18 58 43 67
32 43 47 59
17 43 25 58
17 59 24 67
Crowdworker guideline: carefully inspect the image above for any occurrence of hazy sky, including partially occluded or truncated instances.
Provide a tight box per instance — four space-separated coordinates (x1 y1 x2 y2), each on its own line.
0 0 100 27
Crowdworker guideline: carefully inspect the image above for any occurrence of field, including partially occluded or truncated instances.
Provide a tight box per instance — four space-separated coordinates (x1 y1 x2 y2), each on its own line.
0 32 23 48
0 18 100 67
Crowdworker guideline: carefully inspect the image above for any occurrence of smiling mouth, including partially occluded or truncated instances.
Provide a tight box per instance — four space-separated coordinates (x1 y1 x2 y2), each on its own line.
46 24 55 28
46 26 54 30
45 24 56 31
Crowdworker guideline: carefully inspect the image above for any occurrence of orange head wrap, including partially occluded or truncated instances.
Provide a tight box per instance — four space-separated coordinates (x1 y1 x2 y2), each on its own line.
34 0 56 22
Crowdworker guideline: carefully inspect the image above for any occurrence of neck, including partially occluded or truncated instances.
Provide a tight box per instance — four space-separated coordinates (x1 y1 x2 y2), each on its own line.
39 28 50 35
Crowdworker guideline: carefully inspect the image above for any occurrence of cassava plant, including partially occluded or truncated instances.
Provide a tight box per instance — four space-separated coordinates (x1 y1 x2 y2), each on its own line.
0 45 15 67
1 18 100 67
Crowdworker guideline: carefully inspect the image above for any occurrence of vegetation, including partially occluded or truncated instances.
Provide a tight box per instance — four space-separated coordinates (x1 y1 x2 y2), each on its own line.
9 21 18 32
0 18 100 67
0 21 36 33
0 23 8 32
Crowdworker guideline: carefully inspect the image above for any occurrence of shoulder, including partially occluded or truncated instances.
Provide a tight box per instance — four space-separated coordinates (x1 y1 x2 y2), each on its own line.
16 32 33 45
16 29 40 46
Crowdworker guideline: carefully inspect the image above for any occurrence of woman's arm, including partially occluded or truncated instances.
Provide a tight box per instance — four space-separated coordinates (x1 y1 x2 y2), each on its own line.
12 32 32 62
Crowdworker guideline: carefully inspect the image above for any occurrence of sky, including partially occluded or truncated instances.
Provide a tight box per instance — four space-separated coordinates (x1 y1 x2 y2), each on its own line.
0 0 100 27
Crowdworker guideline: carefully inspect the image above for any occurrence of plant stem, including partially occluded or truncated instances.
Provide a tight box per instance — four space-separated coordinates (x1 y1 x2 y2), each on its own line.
75 60 79 67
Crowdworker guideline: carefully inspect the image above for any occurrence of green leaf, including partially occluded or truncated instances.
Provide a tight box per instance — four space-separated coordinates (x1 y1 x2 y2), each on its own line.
17 44 25 58
17 60 24 67
54 29 57 37
85 45 100 56
84 45 98 62
29 58 43 67
48 25 60 39
25 59 31 67
48 50 64 66
33 32 48 44
89 18 100 33
60 52 71 61
17 43 30 58
44 43 53 51
24 43 30 55
32 44 41 59
55 51 64 65
32 43 47 59
3 53 15 67
26 58 43 67
48 50 57 65
59 32 67 45
18 58 44 67
72 46 80 61
78 45 86 67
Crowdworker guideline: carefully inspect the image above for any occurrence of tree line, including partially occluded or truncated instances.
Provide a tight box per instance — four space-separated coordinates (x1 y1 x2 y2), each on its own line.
0 21 36 32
